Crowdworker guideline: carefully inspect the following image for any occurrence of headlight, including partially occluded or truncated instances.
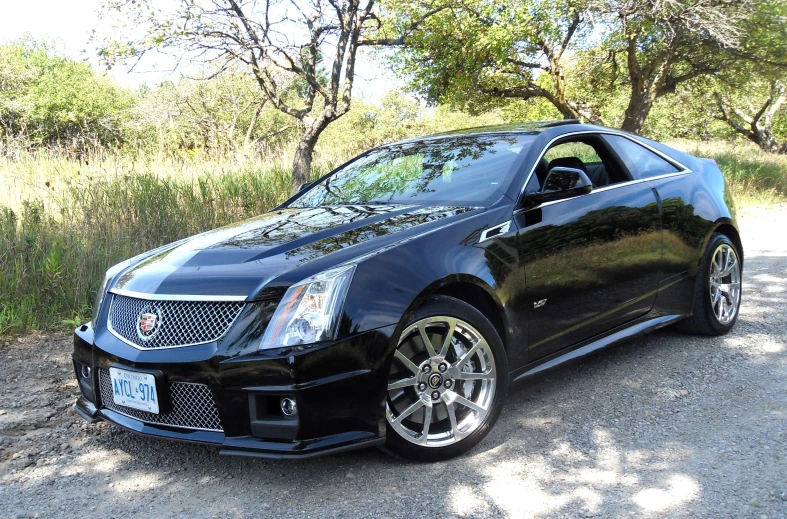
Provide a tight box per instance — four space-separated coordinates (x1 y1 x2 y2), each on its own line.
91 259 131 325
259 264 355 350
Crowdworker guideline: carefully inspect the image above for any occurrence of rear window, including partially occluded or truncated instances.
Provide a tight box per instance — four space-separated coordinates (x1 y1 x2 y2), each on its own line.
290 133 536 207
603 135 680 180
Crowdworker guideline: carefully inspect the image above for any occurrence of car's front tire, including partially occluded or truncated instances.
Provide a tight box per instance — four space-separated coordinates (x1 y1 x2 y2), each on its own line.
383 295 508 461
678 232 742 335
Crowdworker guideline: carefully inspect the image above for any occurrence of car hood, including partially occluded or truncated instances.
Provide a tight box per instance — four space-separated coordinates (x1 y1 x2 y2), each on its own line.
110 204 477 299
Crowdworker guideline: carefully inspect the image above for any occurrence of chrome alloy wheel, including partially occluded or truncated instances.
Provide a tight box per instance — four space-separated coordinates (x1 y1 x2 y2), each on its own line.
386 316 497 447
709 243 741 325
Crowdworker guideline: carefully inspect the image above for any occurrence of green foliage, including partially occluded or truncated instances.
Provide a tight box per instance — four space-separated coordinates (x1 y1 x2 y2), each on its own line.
390 0 786 134
0 40 306 157
499 98 562 124
392 0 592 112
0 38 135 149
635 80 733 141
128 72 297 155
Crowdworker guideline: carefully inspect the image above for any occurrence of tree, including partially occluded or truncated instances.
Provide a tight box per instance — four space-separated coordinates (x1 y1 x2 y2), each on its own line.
393 0 759 134
394 0 603 122
98 0 444 192
130 71 294 155
715 80 787 153
710 0 787 152
599 0 754 133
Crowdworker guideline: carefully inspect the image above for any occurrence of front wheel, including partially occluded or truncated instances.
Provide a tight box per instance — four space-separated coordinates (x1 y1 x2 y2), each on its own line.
383 295 508 461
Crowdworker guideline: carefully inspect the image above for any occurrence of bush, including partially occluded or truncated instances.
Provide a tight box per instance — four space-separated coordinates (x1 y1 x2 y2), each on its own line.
0 39 135 152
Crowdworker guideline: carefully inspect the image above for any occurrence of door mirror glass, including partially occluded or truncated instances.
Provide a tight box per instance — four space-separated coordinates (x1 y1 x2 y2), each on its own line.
526 167 593 204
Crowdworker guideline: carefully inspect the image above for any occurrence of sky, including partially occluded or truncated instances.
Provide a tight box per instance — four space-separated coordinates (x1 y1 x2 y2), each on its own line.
0 0 401 101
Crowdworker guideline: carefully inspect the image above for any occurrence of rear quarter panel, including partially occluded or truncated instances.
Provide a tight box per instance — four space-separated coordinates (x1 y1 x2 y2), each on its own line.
644 141 740 315
650 167 734 277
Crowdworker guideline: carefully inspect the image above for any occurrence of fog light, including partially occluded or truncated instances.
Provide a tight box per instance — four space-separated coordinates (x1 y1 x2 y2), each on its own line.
280 397 297 416
80 365 92 379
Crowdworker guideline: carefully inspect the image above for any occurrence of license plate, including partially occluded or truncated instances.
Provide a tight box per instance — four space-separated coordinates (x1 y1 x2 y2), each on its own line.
109 367 160 414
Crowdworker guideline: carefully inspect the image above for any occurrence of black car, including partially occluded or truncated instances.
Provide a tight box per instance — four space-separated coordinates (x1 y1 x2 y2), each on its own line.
73 121 743 461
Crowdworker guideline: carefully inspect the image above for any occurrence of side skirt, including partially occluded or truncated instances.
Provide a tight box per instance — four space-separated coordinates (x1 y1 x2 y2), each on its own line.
511 313 684 383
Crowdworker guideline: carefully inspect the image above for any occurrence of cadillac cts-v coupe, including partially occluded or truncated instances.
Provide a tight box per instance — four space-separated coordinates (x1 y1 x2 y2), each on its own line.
72 121 743 461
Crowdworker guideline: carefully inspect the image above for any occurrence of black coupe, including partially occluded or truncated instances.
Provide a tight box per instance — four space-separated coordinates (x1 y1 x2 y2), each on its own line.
73 121 743 461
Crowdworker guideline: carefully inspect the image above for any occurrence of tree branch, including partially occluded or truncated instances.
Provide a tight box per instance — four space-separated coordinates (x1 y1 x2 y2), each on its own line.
358 3 453 46
556 11 581 62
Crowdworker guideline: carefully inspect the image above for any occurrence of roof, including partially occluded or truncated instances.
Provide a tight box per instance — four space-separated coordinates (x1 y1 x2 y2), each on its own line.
389 120 602 146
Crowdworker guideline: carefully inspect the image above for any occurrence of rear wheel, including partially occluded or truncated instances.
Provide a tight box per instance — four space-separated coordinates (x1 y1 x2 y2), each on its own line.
678 233 742 335
384 295 508 461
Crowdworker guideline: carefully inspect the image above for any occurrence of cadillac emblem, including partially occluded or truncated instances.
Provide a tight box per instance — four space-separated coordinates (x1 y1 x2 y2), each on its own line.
136 305 163 341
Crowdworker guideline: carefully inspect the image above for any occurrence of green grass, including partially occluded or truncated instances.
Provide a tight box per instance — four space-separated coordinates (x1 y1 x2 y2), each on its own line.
669 140 787 205
1 139 786 335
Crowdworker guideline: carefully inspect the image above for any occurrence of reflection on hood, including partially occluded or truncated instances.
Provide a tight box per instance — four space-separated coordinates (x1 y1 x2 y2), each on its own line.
111 204 475 298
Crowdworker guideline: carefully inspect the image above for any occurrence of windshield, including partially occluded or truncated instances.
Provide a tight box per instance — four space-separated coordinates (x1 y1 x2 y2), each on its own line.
290 133 536 207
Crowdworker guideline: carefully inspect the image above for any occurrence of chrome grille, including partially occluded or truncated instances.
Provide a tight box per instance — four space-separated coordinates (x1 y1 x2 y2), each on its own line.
107 294 245 349
98 369 223 431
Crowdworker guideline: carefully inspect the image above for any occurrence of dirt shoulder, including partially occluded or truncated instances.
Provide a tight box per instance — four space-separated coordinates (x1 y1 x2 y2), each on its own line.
1 207 785 519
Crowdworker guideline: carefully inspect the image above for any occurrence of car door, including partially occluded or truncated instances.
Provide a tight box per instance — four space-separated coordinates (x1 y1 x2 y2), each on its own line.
513 134 662 361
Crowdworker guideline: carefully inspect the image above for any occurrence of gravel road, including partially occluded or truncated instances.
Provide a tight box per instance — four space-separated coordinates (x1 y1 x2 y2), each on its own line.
1 206 785 519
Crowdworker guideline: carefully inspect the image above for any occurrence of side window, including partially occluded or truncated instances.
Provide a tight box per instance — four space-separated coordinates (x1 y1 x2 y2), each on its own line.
544 142 601 164
531 139 621 191
604 135 680 180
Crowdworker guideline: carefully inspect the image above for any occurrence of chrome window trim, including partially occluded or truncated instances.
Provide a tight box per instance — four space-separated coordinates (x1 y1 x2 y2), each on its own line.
479 221 511 243
517 170 691 212
106 294 246 351
515 129 691 208
109 288 247 302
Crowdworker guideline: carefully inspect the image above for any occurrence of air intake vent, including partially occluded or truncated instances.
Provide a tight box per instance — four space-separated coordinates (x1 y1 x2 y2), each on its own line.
98 369 223 431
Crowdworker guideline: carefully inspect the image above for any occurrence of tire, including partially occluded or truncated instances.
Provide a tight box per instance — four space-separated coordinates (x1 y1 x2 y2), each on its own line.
383 295 508 462
677 232 742 335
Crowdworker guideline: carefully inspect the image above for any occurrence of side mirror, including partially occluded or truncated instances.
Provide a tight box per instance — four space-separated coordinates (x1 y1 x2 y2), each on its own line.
525 166 593 205
298 182 312 192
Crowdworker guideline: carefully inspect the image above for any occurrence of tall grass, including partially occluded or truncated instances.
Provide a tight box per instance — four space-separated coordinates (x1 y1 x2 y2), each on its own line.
0 152 331 334
1 139 785 335
669 140 787 205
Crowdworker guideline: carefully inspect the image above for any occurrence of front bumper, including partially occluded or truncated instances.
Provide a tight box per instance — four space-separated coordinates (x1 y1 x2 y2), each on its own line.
72 321 396 459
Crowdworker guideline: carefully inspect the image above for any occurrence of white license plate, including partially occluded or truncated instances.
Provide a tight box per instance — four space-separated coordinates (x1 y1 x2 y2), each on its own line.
109 367 160 414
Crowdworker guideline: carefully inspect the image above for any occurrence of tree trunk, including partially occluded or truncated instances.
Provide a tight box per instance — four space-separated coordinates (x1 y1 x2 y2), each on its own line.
750 127 784 154
291 129 321 194
714 83 787 155
545 92 603 125
553 101 580 120
621 91 653 134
